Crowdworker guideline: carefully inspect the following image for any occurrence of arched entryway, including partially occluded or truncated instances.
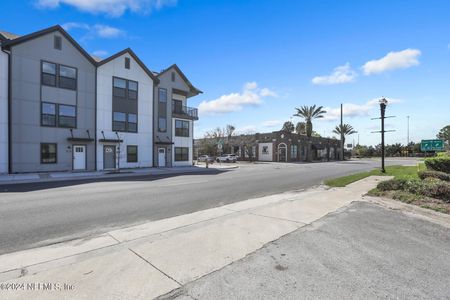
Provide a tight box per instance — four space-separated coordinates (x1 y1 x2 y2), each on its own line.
278 143 287 162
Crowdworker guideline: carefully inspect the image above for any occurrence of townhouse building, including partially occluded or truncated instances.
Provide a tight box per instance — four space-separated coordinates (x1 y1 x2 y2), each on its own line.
153 65 201 167
96 49 157 170
2 26 97 173
0 25 201 174
0 32 12 173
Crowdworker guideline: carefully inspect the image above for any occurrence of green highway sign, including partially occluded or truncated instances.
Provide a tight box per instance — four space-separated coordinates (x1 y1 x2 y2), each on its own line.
421 139 444 151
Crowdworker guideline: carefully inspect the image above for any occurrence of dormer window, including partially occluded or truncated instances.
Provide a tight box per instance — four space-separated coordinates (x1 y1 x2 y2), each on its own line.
125 57 130 69
54 35 62 50
171 72 175 82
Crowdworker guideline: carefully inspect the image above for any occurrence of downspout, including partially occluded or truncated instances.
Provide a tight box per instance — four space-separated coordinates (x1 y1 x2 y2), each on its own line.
2 48 11 174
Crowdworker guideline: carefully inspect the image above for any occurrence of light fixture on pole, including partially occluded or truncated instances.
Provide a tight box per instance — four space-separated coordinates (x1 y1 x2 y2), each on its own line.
371 97 396 173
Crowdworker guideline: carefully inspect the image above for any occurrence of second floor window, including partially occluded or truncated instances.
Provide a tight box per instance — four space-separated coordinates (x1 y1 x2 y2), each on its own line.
158 117 167 132
41 102 76 128
175 120 189 137
41 62 77 90
41 102 56 126
58 105 76 128
113 112 138 133
128 113 137 132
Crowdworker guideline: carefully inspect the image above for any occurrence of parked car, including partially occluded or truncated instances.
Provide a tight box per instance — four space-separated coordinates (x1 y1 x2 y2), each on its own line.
198 155 215 162
216 154 237 163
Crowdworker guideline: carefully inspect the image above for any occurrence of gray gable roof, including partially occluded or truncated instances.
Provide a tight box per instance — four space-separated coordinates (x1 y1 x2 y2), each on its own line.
97 48 159 83
0 30 21 41
158 64 202 97
1 25 97 65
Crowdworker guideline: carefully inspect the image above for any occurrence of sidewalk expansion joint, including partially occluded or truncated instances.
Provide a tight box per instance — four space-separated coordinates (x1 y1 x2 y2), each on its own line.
248 212 306 225
128 248 182 287
107 233 122 244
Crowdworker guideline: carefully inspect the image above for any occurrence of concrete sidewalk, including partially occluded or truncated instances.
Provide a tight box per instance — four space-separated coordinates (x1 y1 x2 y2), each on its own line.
0 164 237 185
0 176 388 299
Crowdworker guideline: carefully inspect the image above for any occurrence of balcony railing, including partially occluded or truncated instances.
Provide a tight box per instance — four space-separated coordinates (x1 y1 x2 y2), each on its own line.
172 101 198 119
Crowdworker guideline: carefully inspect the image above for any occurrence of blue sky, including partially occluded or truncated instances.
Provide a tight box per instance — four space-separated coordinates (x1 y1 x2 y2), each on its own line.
1 0 449 145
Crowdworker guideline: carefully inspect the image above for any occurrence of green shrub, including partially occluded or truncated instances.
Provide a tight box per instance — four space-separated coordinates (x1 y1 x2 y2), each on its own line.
424 156 450 173
421 178 450 202
377 177 450 202
377 178 416 191
418 170 450 181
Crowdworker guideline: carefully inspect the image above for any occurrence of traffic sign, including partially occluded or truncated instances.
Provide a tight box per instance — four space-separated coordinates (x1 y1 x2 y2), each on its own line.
421 139 444 151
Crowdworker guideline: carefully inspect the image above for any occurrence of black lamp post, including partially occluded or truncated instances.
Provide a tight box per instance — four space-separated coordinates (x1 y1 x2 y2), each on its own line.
379 98 388 173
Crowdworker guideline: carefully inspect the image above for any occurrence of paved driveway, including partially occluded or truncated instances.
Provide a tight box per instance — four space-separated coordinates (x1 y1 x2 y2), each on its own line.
176 202 450 300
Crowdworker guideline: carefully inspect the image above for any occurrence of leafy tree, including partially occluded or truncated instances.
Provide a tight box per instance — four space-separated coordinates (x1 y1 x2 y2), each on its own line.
295 122 306 135
332 124 357 147
225 124 236 153
437 125 450 148
281 121 295 133
293 105 327 161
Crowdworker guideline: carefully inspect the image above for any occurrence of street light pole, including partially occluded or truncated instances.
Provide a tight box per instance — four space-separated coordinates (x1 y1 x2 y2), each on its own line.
340 103 344 160
379 98 388 173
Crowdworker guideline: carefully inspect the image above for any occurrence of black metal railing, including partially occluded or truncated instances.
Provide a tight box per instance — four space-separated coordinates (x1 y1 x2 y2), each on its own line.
172 101 198 118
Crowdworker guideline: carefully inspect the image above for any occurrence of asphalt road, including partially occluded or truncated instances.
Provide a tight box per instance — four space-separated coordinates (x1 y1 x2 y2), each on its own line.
177 202 450 300
0 159 418 255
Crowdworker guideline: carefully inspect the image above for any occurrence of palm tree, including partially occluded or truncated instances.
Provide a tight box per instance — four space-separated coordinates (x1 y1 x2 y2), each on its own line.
293 105 327 161
333 124 357 147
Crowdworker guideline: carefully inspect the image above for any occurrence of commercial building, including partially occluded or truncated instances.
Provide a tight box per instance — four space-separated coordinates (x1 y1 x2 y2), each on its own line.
0 25 201 173
194 131 341 162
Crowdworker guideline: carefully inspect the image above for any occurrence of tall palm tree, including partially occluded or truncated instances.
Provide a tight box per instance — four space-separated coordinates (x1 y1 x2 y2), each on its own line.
333 124 357 147
293 105 327 161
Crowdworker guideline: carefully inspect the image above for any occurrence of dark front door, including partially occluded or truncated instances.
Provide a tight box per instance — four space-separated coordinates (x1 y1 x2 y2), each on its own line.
103 145 116 169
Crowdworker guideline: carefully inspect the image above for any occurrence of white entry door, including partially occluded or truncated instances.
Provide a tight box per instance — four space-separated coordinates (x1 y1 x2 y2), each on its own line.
73 145 86 170
158 148 166 167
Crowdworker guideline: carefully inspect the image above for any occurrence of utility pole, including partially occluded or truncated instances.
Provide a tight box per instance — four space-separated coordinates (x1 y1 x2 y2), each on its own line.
340 103 344 160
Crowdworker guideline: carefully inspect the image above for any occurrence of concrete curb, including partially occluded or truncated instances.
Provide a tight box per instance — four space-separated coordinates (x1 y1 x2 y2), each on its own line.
363 195 450 229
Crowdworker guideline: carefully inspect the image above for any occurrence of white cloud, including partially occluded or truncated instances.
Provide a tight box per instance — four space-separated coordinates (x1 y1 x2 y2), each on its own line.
262 120 283 128
323 98 403 121
362 49 421 75
93 24 125 38
91 50 109 57
312 63 357 85
37 0 176 17
245 82 258 90
61 22 89 31
62 22 125 39
260 88 278 97
198 82 277 115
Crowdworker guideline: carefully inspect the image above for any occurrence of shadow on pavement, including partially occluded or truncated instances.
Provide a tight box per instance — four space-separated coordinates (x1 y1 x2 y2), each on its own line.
0 169 228 193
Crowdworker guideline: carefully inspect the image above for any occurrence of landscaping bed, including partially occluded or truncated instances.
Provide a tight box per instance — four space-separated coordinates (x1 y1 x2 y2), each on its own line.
326 155 450 214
